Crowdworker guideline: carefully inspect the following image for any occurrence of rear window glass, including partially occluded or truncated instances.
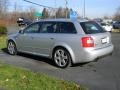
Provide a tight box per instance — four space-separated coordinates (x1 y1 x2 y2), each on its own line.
80 21 106 34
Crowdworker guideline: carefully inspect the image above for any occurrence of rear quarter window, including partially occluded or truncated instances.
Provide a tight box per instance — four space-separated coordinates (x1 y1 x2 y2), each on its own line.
58 22 77 34
80 21 106 34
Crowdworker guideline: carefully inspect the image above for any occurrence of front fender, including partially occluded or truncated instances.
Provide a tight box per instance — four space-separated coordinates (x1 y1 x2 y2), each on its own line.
7 33 19 47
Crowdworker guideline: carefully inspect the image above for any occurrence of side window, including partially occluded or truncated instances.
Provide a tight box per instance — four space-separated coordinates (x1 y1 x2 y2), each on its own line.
40 22 57 33
24 23 40 33
58 22 77 34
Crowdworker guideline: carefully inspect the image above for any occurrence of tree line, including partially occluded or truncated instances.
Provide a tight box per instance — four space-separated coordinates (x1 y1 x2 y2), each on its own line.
0 0 73 23
41 7 72 19
0 0 120 25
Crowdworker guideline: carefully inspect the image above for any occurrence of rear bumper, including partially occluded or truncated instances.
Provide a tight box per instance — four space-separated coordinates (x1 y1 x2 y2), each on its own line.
75 44 114 63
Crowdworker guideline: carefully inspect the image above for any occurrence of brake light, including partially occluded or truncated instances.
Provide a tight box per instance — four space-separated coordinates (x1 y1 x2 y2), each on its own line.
81 37 94 48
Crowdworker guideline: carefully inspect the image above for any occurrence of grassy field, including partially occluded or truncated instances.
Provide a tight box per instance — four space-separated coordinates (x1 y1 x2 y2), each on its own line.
0 36 6 50
0 63 87 90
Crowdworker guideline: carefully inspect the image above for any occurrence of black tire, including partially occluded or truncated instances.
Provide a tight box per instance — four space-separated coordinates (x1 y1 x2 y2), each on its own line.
113 25 116 29
53 48 71 68
7 41 17 55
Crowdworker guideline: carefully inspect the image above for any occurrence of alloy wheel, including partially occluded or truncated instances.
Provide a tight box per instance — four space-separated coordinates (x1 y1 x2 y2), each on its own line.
7 41 17 55
53 48 71 68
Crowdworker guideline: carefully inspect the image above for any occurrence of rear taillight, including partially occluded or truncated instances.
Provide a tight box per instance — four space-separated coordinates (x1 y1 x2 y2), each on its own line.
81 37 94 48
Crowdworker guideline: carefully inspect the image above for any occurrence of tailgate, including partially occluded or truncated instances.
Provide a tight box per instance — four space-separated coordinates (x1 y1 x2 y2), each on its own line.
80 21 112 49
90 32 112 49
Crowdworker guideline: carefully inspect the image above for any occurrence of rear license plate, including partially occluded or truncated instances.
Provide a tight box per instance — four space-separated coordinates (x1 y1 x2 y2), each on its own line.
101 37 109 44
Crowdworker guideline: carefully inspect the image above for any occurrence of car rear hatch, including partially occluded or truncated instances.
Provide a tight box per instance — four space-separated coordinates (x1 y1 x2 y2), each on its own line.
80 21 112 49
90 33 111 49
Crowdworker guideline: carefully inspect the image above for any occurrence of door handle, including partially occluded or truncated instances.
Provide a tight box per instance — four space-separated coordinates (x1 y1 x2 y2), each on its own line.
50 38 54 40
31 36 34 39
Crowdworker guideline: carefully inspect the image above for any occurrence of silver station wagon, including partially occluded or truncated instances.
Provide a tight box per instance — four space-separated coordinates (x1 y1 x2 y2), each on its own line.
7 19 114 68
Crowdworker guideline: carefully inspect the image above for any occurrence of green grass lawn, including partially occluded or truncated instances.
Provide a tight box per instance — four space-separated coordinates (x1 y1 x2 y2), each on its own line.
0 63 87 90
0 36 6 50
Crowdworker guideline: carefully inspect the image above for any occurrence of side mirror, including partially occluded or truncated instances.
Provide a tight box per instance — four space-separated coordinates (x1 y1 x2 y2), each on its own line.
19 30 24 34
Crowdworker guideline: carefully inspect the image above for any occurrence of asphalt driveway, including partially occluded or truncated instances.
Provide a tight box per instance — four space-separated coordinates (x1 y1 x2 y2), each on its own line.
0 28 120 90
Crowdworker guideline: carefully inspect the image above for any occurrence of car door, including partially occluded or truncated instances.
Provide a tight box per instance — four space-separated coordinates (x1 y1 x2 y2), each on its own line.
16 22 40 53
32 21 57 56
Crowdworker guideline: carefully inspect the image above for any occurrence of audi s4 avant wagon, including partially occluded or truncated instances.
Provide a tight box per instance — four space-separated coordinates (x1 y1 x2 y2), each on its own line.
7 19 114 68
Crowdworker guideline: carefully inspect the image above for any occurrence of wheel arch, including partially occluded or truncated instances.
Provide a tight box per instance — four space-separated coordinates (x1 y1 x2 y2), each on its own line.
51 45 76 64
7 39 18 55
7 39 18 51
7 39 16 46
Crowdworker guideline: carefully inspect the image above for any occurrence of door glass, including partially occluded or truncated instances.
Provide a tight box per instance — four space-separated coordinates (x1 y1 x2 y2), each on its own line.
40 22 57 33
24 23 40 33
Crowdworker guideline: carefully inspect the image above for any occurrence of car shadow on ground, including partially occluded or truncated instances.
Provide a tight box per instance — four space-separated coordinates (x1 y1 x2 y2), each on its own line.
1 48 56 67
19 53 56 66
2 48 89 68
71 62 90 67
2 48 8 54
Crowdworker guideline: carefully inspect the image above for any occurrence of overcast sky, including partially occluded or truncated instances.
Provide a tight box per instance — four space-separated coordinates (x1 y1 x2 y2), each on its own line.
9 0 120 18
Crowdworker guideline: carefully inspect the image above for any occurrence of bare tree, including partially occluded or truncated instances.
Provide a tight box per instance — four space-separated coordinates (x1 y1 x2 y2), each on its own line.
10 2 21 22
56 7 63 18
27 6 36 20
42 8 49 19
113 7 120 21
0 0 9 19
56 7 70 18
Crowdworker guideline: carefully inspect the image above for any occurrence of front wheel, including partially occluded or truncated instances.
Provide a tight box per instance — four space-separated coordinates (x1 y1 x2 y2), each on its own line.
53 48 71 68
7 41 17 55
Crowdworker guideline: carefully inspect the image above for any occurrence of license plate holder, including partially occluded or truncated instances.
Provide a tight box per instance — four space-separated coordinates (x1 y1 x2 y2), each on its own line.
101 37 108 44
